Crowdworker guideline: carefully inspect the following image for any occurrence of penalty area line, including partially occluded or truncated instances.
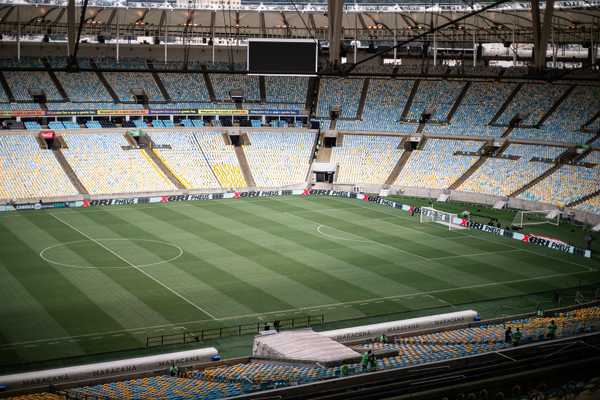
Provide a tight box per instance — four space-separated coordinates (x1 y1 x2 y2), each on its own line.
49 213 218 320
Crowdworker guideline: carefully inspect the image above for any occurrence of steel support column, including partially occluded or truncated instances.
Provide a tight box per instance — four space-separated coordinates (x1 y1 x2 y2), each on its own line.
67 0 76 59
328 0 344 67
531 0 555 71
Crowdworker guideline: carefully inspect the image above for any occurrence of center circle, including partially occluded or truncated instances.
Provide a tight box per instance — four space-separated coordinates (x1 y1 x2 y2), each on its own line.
40 239 184 270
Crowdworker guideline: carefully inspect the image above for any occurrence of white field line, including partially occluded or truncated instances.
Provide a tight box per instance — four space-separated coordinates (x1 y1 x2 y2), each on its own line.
1 267 595 349
427 249 523 260
49 213 218 320
427 294 455 308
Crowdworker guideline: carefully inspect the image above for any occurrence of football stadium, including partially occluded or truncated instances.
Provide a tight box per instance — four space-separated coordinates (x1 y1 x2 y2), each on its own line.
0 0 599 397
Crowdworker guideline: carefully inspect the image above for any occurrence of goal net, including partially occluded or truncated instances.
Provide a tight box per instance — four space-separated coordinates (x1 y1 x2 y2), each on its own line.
512 210 560 228
420 207 466 230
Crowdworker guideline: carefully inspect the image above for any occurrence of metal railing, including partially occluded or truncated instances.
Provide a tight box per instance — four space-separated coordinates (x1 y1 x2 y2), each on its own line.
145 314 325 348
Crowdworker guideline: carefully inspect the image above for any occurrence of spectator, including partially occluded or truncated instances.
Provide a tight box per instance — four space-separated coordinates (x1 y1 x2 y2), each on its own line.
547 320 558 340
340 364 349 376
504 326 512 344
368 350 377 371
512 328 522 346
361 351 369 372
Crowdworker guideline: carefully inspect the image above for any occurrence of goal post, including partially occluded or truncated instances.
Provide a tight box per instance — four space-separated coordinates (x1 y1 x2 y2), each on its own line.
512 210 560 228
420 207 466 230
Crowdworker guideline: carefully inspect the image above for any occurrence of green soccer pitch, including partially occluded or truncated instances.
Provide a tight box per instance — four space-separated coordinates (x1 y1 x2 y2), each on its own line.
0 196 599 369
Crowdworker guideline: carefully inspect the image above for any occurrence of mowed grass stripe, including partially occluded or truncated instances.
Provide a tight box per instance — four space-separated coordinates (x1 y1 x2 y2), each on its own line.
108 206 307 319
224 201 474 315
20 215 175 336
248 199 548 295
0 331 23 368
0 217 138 356
314 199 600 304
196 201 417 301
20 214 176 331
307 197 599 275
330 197 599 269
160 205 376 305
263 198 597 305
129 206 350 315
225 200 466 295
300 198 507 257
270 197 466 259
158 204 372 314
0 263 85 360
62 210 229 322
42 211 206 324
264 198 537 287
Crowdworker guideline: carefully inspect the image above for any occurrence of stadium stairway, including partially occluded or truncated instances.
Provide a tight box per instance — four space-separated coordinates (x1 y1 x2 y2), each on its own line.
449 156 488 190
306 77 320 113
489 82 523 125
310 132 321 161
586 131 600 145
566 189 600 208
316 146 332 162
537 84 576 126
93 69 120 103
259 76 267 103
501 125 515 138
385 138 413 185
0 71 15 102
52 148 89 195
355 79 370 121
42 58 69 102
450 141 510 190
400 80 420 121
149 66 172 102
234 145 256 187
201 66 217 102
446 81 471 122
508 147 590 198
583 109 600 131
143 146 187 190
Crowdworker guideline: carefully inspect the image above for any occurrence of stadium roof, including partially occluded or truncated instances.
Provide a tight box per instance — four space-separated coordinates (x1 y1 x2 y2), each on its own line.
0 1 599 43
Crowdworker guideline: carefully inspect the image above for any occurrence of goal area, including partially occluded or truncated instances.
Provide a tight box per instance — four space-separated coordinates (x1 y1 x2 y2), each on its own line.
512 210 560 228
420 207 466 230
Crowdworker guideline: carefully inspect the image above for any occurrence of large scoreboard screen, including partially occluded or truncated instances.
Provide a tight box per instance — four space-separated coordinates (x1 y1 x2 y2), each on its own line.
247 39 318 75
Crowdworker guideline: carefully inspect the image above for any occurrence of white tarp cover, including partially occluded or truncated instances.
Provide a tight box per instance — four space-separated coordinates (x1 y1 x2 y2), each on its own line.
253 329 360 363
321 310 478 342
0 347 218 390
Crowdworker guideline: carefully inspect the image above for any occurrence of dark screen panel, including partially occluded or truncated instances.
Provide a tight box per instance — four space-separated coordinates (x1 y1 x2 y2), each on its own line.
248 40 317 75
